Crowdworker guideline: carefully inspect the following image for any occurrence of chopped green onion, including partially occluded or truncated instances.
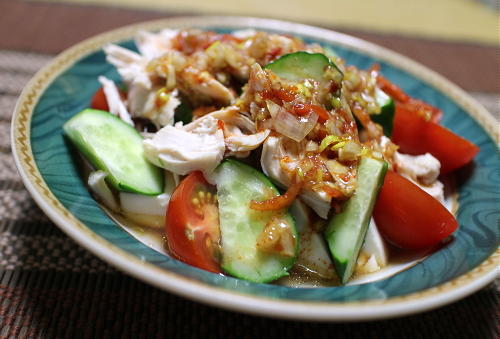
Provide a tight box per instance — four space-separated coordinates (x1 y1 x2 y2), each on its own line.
319 135 341 152
331 97 341 109
360 147 370 156
296 83 312 98
296 167 304 179
206 40 221 52
331 141 346 150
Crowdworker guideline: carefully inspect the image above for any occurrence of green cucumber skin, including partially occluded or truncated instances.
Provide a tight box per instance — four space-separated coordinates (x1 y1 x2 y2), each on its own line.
264 51 342 83
372 88 395 137
324 157 388 284
214 159 298 283
63 109 164 195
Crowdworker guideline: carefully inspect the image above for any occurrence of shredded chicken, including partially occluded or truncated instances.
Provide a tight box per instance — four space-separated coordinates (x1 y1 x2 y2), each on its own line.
394 152 441 186
378 136 445 203
103 44 151 89
208 106 270 157
127 84 180 128
143 115 225 181
179 67 235 105
84 28 468 284
98 76 134 126
261 136 332 218
135 29 179 60
394 152 445 203
226 129 270 155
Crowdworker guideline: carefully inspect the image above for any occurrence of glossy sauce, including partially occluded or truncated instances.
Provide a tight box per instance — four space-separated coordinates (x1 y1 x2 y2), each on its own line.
97 175 457 287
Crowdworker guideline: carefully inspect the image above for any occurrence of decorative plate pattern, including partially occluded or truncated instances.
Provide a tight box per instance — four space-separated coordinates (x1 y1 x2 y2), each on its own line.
11 17 499 321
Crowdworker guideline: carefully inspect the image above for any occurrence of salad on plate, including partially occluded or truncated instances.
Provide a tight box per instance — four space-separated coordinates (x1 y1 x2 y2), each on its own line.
63 29 479 285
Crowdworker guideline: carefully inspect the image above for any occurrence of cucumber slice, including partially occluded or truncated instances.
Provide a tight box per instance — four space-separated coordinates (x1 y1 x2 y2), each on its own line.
324 157 387 283
264 51 343 83
64 109 164 195
214 159 298 283
372 88 395 137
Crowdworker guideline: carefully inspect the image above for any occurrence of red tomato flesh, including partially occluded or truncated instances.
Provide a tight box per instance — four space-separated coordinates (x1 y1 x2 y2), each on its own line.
165 171 221 273
422 122 480 174
90 86 127 113
90 87 109 111
392 104 479 174
398 98 442 123
373 171 458 249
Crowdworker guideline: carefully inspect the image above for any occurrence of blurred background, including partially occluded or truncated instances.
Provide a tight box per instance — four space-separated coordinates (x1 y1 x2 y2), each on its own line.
36 0 497 44
1 0 496 106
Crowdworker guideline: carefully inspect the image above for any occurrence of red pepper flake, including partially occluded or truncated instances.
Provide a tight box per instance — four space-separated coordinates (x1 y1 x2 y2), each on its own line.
336 108 357 134
352 104 372 128
399 98 443 123
330 82 340 93
260 89 274 100
250 181 303 211
217 119 225 131
259 88 296 106
377 75 409 103
292 103 329 123
322 185 343 199
218 33 243 44
340 172 351 182
273 88 295 102
265 47 283 62
292 103 309 116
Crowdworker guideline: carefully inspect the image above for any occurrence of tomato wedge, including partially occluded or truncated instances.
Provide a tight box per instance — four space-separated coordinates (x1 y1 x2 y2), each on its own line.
392 104 479 174
90 86 127 112
377 75 441 122
373 171 458 249
165 171 221 273
421 122 480 174
90 87 109 111
392 104 428 154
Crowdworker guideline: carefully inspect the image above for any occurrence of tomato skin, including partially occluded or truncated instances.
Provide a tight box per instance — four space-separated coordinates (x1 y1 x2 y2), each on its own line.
377 75 442 123
422 122 480 174
392 105 479 174
392 105 428 154
165 171 221 273
377 75 410 103
90 87 109 111
373 171 458 249
398 98 442 123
